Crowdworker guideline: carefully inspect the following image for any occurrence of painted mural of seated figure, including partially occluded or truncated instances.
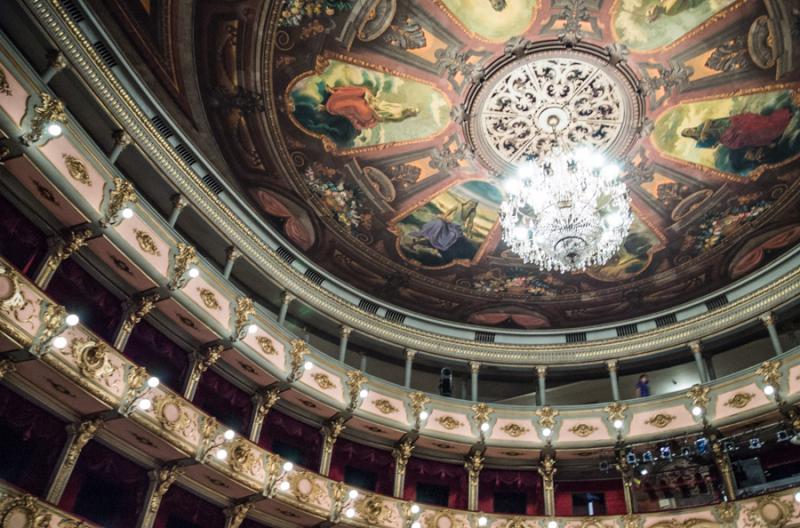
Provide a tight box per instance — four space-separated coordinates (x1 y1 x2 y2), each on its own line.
646 0 704 22
409 199 479 257
320 85 419 132
680 107 794 167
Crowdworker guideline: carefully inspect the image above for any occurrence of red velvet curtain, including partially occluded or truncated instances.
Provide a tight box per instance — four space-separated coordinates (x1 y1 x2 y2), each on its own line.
59 440 148 528
554 478 626 516
193 369 253 435
0 192 47 277
45 259 122 343
0 384 67 495
404 456 468 510
478 468 541 515
124 321 189 392
329 437 395 496
153 484 225 528
260 409 321 470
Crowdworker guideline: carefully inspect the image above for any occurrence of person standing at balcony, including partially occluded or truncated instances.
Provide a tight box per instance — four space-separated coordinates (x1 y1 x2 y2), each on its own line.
635 374 650 398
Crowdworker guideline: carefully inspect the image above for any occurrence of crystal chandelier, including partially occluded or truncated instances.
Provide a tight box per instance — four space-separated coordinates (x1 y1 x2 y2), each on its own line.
500 146 633 273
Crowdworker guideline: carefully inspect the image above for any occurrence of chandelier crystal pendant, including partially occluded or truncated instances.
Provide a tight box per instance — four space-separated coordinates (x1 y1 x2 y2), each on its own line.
500 146 633 273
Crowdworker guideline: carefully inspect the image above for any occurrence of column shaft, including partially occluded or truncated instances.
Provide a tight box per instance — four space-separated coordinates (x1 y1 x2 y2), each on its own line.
537 367 547 406
338 326 351 363
762 313 784 356
45 419 103 503
403 350 415 388
278 292 293 325
690 342 708 383
469 362 479 402
608 361 620 401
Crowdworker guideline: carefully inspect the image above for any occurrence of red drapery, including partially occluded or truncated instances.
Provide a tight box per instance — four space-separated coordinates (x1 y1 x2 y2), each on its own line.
259 409 321 470
554 478 626 516
478 468 541 515
193 369 253 435
0 192 47 277
403 456 468 510
153 483 225 528
329 437 395 496
124 321 189 392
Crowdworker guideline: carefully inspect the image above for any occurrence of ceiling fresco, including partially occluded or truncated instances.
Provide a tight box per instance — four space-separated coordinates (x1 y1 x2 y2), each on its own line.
98 0 800 328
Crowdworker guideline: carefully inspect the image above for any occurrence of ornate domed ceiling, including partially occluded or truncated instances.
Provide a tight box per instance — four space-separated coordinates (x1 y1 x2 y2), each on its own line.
101 0 800 329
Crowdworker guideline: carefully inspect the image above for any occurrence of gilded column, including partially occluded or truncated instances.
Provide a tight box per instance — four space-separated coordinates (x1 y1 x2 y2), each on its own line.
223 247 240 280
689 341 708 383
338 325 351 363
465 450 484 511
537 366 547 406
403 349 416 388
249 387 281 442
319 416 347 477
278 291 294 325
537 454 556 516
34 228 93 288
392 436 415 498
136 465 183 528
224 503 253 528
182 344 223 400
711 440 737 500
469 361 480 402
46 418 103 503
607 360 621 401
168 195 188 227
114 292 160 350
761 313 784 356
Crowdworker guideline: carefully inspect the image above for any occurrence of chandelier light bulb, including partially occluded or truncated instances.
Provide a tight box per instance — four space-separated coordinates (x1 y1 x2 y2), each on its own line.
215 448 228 461
410 504 420 514
764 385 775 396
613 419 624 430
478 516 487 526
52 336 68 349
795 491 800 503
419 411 429 421
345 508 356 519
65 313 80 327
223 429 235 441
640 468 648 476
412 522 421 528
46 122 63 137
146 376 160 388
187 267 200 278
283 461 294 472
348 489 359 500
692 406 703 417
247 323 258 335
121 207 134 219
359 388 369 399
279 481 290 491
548 521 558 528
480 422 490 432
137 398 152 411
303 360 314 371
542 427 552 438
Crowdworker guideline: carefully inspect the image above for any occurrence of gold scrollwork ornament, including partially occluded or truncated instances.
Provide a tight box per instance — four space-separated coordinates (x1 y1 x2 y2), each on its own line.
724 392 755 409
569 423 598 438
0 493 52 528
311 372 337 390
500 423 530 438
134 229 160 256
62 154 91 186
256 335 277 355
197 287 221 310
373 398 398 414
645 413 677 429
152 393 192 436
436 415 463 430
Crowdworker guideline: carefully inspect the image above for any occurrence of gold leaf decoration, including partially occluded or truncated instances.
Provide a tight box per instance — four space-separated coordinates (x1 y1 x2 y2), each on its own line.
0 66 11 96
569 424 598 438
256 335 277 355
134 229 161 256
373 398 399 415
724 392 755 409
63 154 91 186
311 372 336 390
645 413 677 429
436 415 463 430
500 423 530 438
197 288 221 310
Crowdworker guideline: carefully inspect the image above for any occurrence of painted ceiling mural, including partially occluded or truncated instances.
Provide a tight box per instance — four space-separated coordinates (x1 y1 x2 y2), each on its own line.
98 0 800 328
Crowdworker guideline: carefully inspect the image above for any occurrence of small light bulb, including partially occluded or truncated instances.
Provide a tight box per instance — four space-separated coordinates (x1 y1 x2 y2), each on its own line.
480 422 490 432
548 521 558 528
223 429 235 441
419 411 429 420
412 522 421 528
348 489 358 500
137 398 152 411
359 388 369 399
613 419 624 430
283 461 293 472
65 314 80 327
542 427 552 437
410 504 420 514
215 448 228 461
147 376 160 388
478 516 487 527
279 481 290 491
795 491 800 503
692 406 703 417
345 508 356 519
52 336 68 349
121 207 134 219
303 361 314 371
764 385 775 396
247 324 258 335
188 267 200 278
640 468 648 476
47 123 63 137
